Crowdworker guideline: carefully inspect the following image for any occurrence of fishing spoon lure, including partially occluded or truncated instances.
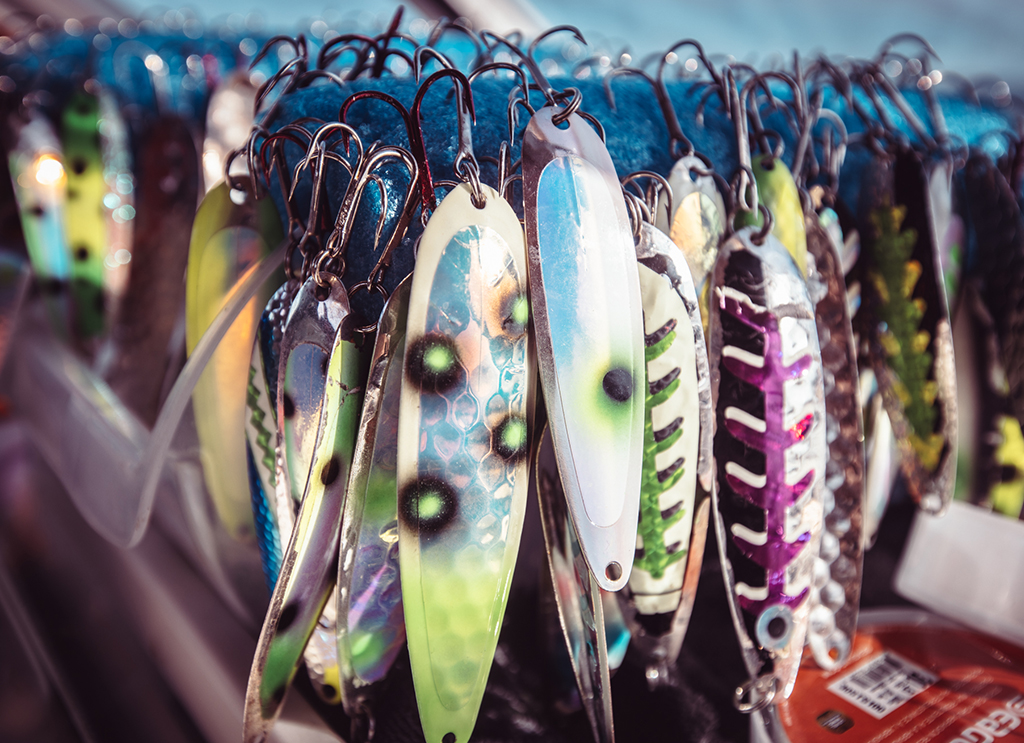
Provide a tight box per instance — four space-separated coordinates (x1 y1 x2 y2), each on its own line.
243 274 363 742
856 149 957 514
510 32 645 591
709 224 827 703
335 277 410 720
397 68 536 743
621 194 714 681
536 425 615 743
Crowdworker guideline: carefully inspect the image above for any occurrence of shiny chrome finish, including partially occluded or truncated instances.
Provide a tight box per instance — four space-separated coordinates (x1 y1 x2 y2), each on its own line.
397 184 535 743
709 227 826 700
274 275 352 703
336 278 410 715
657 155 727 326
537 426 614 743
805 214 864 671
523 107 644 592
277 277 349 504
244 275 362 741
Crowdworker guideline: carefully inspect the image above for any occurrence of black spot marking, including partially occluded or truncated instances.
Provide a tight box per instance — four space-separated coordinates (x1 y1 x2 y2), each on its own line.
768 616 787 639
645 318 677 347
657 457 685 483
322 684 338 701
660 501 683 520
492 415 528 461
406 333 461 394
71 157 87 176
649 367 681 396
279 603 298 631
320 457 340 486
758 155 776 172
666 541 684 555
67 187 79 200
602 367 633 402
74 245 89 261
399 477 458 535
443 734 457 743
76 102 91 116
605 562 622 582
29 205 44 218
654 417 683 443
1001 465 1019 483
282 393 295 419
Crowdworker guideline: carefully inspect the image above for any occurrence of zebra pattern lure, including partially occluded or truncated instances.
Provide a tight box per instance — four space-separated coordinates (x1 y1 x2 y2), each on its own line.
709 226 827 700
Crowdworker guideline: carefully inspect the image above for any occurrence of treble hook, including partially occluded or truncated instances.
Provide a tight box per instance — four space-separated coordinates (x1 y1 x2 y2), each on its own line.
725 66 759 220
468 61 532 150
410 68 484 208
481 25 587 121
316 143 419 300
816 109 849 198
413 46 455 78
657 39 723 95
739 69 803 160
289 121 361 203
252 34 307 70
254 57 305 122
621 170 674 230
426 17 492 70
317 33 376 77
369 6 405 78
874 33 942 70
604 66 695 159
341 90 436 220
866 60 937 149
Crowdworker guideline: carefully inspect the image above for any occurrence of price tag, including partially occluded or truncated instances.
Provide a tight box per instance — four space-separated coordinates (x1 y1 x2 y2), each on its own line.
827 651 938 719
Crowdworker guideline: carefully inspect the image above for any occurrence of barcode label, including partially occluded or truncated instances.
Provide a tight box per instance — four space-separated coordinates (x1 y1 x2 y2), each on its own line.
827 651 938 719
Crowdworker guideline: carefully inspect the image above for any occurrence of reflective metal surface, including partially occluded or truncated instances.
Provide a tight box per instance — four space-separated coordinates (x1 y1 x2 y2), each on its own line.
397 184 534 743
537 426 614 743
857 152 957 514
805 214 864 671
243 275 362 741
658 155 727 326
336 278 410 714
709 227 826 699
523 107 644 592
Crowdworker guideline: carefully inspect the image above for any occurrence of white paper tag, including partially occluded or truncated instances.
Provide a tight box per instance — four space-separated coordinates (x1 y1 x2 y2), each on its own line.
826 651 938 719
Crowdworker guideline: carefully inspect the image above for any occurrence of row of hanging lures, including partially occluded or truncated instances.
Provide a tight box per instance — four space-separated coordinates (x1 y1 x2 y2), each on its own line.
6 15 1007 743
4 34 263 425
212 25 992 743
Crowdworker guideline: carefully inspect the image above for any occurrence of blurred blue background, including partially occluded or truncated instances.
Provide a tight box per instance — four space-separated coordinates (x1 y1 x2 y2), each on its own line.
110 0 1024 99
